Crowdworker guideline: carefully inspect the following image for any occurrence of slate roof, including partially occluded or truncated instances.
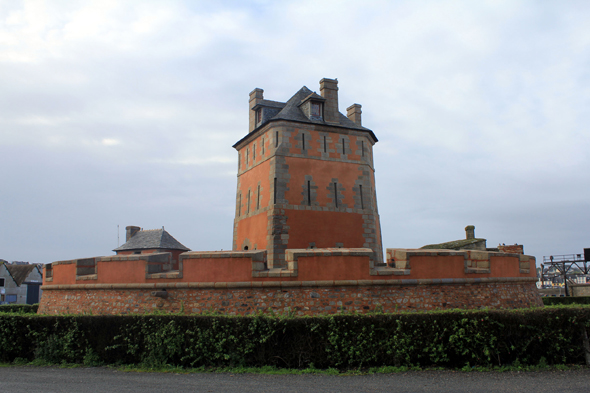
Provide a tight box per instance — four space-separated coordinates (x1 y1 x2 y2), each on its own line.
113 229 190 252
4 264 40 286
420 238 487 250
235 86 377 148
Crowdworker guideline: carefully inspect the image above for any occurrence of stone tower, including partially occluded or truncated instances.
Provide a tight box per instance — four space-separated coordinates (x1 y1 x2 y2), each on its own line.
232 78 383 268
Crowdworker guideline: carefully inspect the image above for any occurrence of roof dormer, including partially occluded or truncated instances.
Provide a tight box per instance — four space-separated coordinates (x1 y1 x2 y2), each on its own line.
298 92 326 121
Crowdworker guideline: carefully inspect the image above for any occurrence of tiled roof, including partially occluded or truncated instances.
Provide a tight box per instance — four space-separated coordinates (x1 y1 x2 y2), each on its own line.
113 229 190 252
254 99 286 109
235 85 376 148
4 264 40 286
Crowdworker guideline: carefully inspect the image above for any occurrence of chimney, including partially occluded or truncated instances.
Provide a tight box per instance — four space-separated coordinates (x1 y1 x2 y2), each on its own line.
249 88 264 133
346 104 362 126
465 225 475 240
319 78 339 124
126 226 140 241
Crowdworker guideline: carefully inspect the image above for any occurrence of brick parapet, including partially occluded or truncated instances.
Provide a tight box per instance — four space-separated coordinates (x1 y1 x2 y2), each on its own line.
42 276 538 291
387 248 537 276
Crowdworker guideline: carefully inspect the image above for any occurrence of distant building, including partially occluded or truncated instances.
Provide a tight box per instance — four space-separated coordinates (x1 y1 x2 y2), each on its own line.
421 225 524 254
113 226 190 270
421 225 488 251
0 261 43 304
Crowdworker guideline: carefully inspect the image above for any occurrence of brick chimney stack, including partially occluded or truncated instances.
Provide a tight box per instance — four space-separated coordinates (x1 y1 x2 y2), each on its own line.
465 225 475 240
126 226 140 241
319 78 339 124
346 104 362 126
249 88 264 133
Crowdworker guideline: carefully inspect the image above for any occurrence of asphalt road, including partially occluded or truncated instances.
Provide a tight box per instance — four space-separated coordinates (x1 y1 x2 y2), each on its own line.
0 366 589 393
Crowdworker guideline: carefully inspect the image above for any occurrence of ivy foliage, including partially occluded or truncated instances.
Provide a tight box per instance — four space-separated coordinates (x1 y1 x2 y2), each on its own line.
0 306 589 369
542 297 590 306
0 304 38 314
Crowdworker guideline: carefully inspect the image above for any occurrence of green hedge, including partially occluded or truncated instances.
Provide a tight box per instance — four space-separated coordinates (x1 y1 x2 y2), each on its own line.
543 297 590 306
1 306 589 369
0 304 38 314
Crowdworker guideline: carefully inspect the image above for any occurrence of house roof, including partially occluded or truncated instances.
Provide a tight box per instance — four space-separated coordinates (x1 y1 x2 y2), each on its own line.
113 228 190 252
234 86 377 148
421 238 487 250
4 264 40 286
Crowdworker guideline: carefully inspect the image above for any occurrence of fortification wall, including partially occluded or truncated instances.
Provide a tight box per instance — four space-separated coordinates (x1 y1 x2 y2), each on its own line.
39 248 541 315
39 280 540 315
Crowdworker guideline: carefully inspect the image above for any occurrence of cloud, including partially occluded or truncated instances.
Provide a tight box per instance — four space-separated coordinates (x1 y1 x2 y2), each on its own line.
0 0 589 263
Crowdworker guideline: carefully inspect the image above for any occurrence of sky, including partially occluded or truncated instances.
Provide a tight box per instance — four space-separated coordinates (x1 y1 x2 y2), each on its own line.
1 0 589 265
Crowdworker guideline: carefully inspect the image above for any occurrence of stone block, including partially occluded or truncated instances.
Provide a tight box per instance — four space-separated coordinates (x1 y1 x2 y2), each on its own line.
468 251 489 260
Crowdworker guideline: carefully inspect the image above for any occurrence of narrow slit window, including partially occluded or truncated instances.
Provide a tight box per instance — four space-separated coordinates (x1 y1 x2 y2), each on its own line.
342 139 345 154
334 182 338 208
302 133 305 150
257 185 260 210
359 185 364 209
253 144 256 161
246 149 249 166
247 190 251 214
361 140 365 157
307 180 311 206
262 138 265 155
323 136 327 153
238 153 241 169
275 131 279 147
274 177 277 204
238 193 242 216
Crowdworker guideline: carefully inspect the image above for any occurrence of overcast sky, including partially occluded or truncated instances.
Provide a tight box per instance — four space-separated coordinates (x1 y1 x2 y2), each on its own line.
1 0 589 265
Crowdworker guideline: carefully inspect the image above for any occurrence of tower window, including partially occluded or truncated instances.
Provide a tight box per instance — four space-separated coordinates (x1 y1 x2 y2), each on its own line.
246 149 249 166
247 190 251 214
253 143 256 161
274 177 277 204
307 180 311 206
238 193 242 216
342 139 345 154
311 102 322 118
323 136 327 153
334 182 338 208
262 137 265 155
257 185 261 210
275 131 279 147
361 140 365 157
359 185 364 209
302 133 305 150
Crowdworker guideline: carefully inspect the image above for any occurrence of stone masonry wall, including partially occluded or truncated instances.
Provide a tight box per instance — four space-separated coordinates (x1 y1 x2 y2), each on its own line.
38 280 541 316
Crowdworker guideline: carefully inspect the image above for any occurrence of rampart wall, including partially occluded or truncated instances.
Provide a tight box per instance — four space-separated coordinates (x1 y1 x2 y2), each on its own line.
39 248 542 315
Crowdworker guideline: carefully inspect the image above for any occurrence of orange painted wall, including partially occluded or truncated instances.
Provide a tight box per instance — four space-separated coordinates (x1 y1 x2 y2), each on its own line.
97 260 149 283
237 160 271 210
234 212 268 251
181 257 254 282
283 156 369 207
286 210 365 249
52 263 76 285
400 255 536 280
296 255 369 281
286 127 370 162
45 251 535 286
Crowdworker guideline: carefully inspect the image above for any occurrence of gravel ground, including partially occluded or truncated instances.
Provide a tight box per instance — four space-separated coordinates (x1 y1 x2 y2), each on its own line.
1 366 589 393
